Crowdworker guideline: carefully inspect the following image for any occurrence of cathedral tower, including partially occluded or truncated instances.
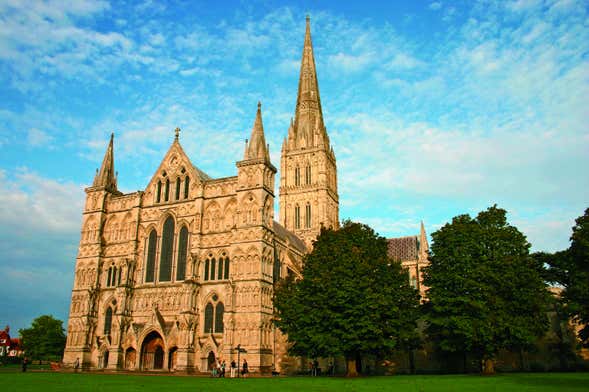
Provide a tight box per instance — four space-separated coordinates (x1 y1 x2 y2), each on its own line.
279 17 339 247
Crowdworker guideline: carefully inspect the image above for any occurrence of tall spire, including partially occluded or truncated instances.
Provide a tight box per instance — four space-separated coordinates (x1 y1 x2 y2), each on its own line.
244 102 270 161
419 221 428 253
93 133 118 192
290 15 328 149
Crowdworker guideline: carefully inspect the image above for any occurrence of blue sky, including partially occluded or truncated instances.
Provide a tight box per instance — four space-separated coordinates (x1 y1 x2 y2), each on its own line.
0 0 587 333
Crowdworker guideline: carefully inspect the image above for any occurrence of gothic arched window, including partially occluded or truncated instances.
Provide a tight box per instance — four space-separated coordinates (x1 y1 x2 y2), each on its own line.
104 307 113 336
217 257 224 280
107 266 113 287
204 303 213 333
305 203 311 228
175 178 181 200
209 258 216 281
176 226 188 281
184 176 190 199
156 181 162 203
145 230 157 283
204 258 210 281
295 205 301 229
164 179 170 202
215 302 224 333
159 216 175 282
305 165 311 185
223 256 230 280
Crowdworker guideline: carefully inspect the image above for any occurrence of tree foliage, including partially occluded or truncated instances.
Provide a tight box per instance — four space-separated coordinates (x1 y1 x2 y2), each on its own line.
273 221 420 376
423 205 550 374
19 315 66 361
543 208 589 345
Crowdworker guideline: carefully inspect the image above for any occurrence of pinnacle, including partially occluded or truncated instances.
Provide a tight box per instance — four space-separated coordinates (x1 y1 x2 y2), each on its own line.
93 132 118 192
245 102 270 161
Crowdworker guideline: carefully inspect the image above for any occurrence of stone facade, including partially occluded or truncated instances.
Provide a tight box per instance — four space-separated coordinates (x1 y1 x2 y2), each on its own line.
63 17 428 373
63 102 308 372
62 18 329 374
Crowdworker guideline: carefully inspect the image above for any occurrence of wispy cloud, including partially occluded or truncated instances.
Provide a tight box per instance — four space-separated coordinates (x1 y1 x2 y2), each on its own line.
0 1 587 330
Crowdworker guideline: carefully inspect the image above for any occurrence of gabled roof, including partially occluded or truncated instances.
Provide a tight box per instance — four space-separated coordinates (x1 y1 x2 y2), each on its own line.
192 164 211 181
273 220 307 253
387 236 419 262
143 134 212 195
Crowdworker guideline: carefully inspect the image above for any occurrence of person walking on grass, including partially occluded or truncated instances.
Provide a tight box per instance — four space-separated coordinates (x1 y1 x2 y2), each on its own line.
242 358 248 377
221 360 226 378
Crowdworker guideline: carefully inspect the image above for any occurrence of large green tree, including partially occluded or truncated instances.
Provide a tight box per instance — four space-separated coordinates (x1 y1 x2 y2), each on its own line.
543 208 589 345
19 315 66 361
423 205 550 374
273 221 421 377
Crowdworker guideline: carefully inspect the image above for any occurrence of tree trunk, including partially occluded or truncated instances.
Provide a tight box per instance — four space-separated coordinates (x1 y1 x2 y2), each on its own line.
345 357 359 377
482 358 495 375
408 349 415 374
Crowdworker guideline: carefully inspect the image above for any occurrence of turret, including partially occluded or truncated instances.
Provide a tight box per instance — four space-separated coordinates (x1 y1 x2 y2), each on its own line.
237 103 277 229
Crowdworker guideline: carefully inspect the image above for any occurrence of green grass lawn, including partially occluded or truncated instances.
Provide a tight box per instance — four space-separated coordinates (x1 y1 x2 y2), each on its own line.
0 371 587 392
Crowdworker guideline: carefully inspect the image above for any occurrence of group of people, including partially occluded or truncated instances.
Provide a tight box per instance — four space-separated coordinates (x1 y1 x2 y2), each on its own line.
211 358 248 378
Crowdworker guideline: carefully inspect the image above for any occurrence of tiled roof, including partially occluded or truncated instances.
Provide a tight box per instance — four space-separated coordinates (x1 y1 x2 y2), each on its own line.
387 236 419 262
273 221 307 253
192 165 211 181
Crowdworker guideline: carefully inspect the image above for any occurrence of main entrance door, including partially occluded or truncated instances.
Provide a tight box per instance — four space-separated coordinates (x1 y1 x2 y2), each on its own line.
141 331 165 370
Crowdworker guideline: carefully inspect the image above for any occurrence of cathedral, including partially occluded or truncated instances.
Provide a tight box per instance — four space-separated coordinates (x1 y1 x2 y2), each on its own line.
63 17 427 373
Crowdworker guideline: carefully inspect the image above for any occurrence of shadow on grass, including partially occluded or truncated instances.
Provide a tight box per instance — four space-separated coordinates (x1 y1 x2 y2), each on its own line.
510 373 589 390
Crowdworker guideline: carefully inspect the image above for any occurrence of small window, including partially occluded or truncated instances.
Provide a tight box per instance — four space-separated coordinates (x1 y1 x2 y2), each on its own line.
224 257 230 280
156 181 162 203
204 303 213 333
204 300 224 334
217 258 224 280
204 259 210 281
215 302 224 333
175 178 181 201
164 179 170 202
184 176 190 199
305 165 311 185
209 258 216 281
107 266 113 287
305 204 311 228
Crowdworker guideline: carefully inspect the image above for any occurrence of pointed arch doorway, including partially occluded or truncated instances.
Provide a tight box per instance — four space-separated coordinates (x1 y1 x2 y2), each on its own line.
207 351 216 371
141 331 165 370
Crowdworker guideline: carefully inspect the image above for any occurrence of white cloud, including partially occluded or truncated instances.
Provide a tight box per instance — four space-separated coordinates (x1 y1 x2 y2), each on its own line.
386 53 424 70
328 51 375 73
27 128 54 147
0 168 84 233
507 0 543 12
429 2 443 11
